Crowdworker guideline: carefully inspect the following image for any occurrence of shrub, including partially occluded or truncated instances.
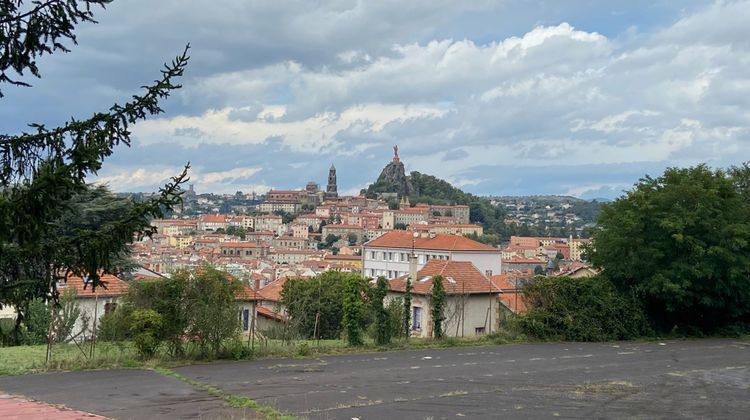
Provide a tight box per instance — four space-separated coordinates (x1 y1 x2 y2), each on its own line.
297 342 311 357
98 304 135 342
514 276 651 341
24 299 51 345
129 309 164 358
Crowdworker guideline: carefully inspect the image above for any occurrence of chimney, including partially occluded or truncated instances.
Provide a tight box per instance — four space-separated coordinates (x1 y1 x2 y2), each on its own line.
409 253 418 283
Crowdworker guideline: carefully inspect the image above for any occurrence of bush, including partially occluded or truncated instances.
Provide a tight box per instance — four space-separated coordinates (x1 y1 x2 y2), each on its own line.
129 309 164 358
98 304 135 342
24 299 51 345
514 276 651 341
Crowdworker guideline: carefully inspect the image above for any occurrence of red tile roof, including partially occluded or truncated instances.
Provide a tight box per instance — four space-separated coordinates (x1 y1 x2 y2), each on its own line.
221 242 261 248
61 273 129 298
491 274 527 313
256 305 285 321
388 260 500 296
366 231 497 252
258 278 288 302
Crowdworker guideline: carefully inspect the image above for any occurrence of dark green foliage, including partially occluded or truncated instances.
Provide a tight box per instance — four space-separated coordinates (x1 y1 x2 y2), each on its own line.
342 274 364 346
126 273 188 356
589 164 750 331
347 233 358 246
394 223 407 230
24 299 50 345
0 3 191 328
225 225 247 240
431 276 445 339
403 277 412 339
320 234 340 249
373 277 391 345
515 276 651 341
409 171 474 204
129 309 164 358
281 272 345 339
98 304 135 342
534 265 544 276
386 297 405 339
184 267 241 356
273 210 296 224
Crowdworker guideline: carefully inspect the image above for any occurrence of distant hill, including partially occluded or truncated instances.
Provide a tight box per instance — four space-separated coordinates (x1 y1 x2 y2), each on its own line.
362 157 601 242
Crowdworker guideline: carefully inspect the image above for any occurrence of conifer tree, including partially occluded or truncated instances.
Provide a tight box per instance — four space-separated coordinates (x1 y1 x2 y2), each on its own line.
0 1 190 325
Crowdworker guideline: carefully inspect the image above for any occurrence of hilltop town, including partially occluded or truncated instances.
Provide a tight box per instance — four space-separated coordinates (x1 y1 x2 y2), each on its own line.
130 148 594 298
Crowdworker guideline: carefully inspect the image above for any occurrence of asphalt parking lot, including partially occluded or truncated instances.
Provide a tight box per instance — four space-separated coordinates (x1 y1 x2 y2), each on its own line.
1 338 748 419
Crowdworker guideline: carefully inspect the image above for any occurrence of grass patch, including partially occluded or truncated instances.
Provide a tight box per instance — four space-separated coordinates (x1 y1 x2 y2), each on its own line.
0 330 527 377
154 367 293 419
0 341 139 376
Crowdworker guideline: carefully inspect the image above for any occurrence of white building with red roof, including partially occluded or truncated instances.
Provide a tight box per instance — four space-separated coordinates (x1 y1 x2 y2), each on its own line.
363 231 501 280
387 260 502 338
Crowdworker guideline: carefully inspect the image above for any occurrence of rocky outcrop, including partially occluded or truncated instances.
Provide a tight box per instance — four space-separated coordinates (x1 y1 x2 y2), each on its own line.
364 159 414 198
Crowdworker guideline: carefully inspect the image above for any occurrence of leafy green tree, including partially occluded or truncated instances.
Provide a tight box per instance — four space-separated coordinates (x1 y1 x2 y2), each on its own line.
126 273 189 356
281 272 346 339
533 265 545 276
0 2 190 327
394 223 407 230
589 164 750 331
347 233 358 246
225 225 247 240
373 277 391 345
184 267 240 356
431 275 445 339
342 274 364 346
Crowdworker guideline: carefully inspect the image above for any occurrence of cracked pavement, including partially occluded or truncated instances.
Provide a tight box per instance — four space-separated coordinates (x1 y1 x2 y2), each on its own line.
0 338 748 419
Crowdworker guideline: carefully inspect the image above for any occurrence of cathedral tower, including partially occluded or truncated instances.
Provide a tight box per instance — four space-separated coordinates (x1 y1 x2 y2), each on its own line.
326 164 338 199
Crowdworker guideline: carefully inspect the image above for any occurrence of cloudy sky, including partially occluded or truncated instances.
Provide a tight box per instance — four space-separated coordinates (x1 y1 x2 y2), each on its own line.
2 0 749 199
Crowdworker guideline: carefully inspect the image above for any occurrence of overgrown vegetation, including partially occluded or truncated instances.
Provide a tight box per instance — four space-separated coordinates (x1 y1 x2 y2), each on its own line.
514 276 652 341
431 276 446 339
342 274 366 346
589 163 750 333
98 267 240 359
373 277 391 345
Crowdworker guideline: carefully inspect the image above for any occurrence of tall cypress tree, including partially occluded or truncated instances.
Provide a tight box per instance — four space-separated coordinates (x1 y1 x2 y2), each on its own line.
431 275 445 339
374 277 391 345
403 277 412 339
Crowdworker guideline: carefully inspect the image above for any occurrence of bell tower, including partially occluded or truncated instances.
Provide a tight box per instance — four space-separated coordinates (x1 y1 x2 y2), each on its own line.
326 164 338 200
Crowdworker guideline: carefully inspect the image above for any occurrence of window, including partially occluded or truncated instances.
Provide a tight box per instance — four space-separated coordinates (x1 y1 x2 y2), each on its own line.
412 306 422 330
388 252 393 261
475 327 486 335
388 270 393 278
370 251 376 260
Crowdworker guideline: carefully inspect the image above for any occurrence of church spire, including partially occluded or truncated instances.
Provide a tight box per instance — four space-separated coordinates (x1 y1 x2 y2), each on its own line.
326 163 338 199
